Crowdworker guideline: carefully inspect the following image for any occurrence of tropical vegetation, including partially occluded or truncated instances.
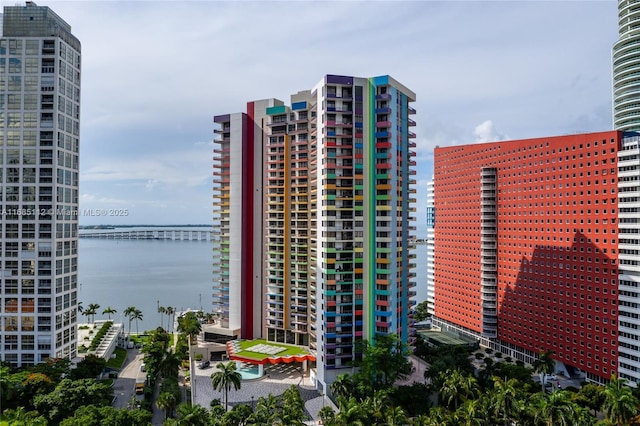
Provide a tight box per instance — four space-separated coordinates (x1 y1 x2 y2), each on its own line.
5 327 640 425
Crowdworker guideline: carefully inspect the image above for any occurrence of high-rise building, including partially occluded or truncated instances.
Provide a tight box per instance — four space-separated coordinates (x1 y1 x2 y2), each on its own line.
433 130 640 386
0 2 81 366
212 74 417 390
425 177 435 315
613 0 640 131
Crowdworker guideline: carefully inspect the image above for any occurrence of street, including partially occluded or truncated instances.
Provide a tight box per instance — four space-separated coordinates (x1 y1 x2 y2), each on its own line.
111 348 145 409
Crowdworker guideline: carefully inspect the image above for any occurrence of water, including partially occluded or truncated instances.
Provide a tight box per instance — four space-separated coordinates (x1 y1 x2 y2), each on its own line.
78 238 213 332
78 238 428 332
412 243 428 303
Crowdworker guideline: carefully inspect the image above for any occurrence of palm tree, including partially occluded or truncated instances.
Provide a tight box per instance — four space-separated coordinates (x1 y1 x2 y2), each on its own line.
603 374 639 426
77 301 84 314
532 349 555 392
159 349 181 379
178 311 202 344
253 393 280 425
330 373 355 400
158 305 166 329
414 406 451 425
166 306 175 331
210 361 242 411
278 385 306 425
529 390 579 426
384 406 409 426
174 403 209 426
318 406 337 426
156 391 179 420
87 303 100 323
131 309 143 335
81 309 92 324
0 407 47 426
335 396 367 426
367 390 390 424
439 369 478 411
102 306 116 320
491 376 520 426
455 399 487 426
123 306 137 337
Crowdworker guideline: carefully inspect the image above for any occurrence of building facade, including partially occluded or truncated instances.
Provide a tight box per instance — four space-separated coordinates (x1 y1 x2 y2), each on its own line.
426 177 435 315
433 131 640 386
213 74 417 390
0 2 81 366
613 0 640 131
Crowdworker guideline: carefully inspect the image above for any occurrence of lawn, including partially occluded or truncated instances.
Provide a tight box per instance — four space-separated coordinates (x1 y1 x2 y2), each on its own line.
128 333 173 347
234 339 309 361
106 348 128 369
128 334 150 346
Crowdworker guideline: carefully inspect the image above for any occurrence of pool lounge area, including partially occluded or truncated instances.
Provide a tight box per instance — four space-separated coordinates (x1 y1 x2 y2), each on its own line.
237 364 262 380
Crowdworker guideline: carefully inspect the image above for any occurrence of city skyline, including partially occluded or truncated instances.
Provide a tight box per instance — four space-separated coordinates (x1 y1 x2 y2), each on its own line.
26 1 617 231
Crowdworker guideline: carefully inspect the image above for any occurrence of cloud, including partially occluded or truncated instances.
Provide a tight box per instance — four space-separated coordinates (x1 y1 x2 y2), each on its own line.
29 0 617 225
80 193 128 205
473 120 508 143
81 142 212 189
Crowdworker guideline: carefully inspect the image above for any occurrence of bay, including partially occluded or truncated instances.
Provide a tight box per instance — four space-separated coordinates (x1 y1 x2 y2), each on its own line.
78 238 213 332
78 238 428 332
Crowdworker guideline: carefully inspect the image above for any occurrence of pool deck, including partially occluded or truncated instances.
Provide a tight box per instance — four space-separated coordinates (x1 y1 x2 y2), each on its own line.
192 361 329 421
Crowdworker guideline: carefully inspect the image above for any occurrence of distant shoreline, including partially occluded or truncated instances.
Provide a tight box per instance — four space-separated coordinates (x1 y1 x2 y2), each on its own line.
79 224 211 230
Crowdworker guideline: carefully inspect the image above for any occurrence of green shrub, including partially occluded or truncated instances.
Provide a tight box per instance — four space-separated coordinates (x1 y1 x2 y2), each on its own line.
89 321 113 351
495 352 502 358
475 353 484 359
484 348 493 354
505 356 512 363
194 353 203 361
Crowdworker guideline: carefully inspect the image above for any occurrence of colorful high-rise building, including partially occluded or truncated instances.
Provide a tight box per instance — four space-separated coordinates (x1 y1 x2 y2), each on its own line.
212 74 417 390
433 130 640 386
613 0 640 131
0 2 81 366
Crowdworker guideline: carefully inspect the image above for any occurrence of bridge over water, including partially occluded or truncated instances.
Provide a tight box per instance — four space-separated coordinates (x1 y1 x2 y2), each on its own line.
79 228 213 241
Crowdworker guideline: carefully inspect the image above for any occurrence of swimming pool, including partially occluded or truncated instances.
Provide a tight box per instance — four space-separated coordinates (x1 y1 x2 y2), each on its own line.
238 365 262 380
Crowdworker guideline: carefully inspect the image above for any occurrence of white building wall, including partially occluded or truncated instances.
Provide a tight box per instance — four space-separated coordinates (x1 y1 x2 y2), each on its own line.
227 113 245 332
426 178 435 315
617 133 640 386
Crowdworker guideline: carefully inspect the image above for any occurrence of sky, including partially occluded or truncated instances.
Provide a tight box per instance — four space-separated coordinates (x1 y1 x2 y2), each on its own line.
30 0 618 234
